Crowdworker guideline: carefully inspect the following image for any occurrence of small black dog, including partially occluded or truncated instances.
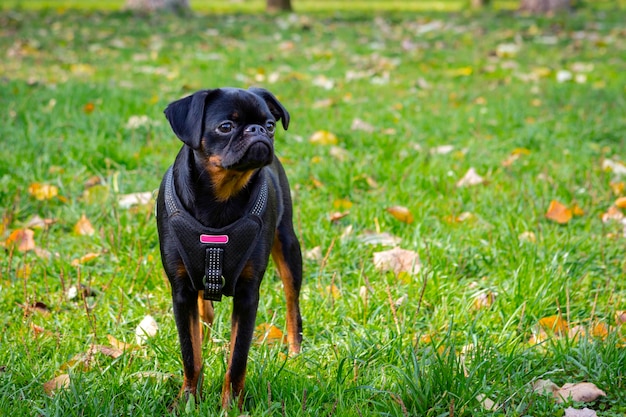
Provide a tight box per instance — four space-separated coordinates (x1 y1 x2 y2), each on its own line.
155 87 302 408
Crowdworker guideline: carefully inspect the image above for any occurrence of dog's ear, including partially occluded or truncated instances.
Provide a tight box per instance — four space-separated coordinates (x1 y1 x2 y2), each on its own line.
164 89 214 148
248 87 290 131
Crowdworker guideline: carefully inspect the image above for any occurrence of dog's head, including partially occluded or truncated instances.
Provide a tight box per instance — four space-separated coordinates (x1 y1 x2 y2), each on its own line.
164 87 289 171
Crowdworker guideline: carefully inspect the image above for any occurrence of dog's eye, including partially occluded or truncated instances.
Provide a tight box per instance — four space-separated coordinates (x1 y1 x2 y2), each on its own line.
265 121 276 134
217 122 234 134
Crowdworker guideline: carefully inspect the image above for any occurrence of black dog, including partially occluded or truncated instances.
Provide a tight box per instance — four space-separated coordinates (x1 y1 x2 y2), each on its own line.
155 87 302 408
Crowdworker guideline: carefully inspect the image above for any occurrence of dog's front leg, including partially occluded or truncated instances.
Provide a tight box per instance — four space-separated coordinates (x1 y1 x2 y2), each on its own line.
221 272 261 409
172 283 205 400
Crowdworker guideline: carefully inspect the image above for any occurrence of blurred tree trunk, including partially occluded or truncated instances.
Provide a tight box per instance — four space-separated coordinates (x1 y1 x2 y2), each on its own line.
267 0 292 12
520 0 570 13
125 0 189 12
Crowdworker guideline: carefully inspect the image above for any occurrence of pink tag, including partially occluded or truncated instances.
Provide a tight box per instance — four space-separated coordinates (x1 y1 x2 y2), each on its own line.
200 234 229 244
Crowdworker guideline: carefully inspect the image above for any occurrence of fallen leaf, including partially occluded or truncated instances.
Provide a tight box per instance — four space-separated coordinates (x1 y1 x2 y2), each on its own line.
456 168 484 187
431 145 454 155
602 159 626 176
43 374 70 396
545 200 572 224
329 211 350 222
325 284 341 300
351 118 375 133
616 311 626 325
615 197 626 209
333 198 353 210
118 192 152 209
472 291 496 310
519 231 537 243
532 379 560 396
83 102 95 114
538 315 568 334
255 323 286 346
556 382 606 403
590 322 609 339
135 315 158 345
571 204 585 217
386 206 414 224
309 130 338 145
107 335 139 352
329 146 349 162
304 246 322 261
74 214 95 236
28 183 58 201
564 407 597 417
312 98 334 108
6 229 36 252
476 393 499 411
358 232 401 246
25 215 55 229
373 247 421 275
609 181 625 196
601 206 624 223
71 252 100 267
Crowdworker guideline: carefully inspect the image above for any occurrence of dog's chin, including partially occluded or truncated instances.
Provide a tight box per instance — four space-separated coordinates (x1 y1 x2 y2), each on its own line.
224 142 273 171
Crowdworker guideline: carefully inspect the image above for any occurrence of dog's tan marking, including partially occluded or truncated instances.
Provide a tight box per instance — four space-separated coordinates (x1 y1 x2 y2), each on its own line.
205 155 255 202
197 291 214 332
221 320 246 409
271 233 302 354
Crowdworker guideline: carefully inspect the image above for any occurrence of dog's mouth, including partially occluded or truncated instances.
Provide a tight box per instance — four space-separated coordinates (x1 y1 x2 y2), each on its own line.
221 138 273 171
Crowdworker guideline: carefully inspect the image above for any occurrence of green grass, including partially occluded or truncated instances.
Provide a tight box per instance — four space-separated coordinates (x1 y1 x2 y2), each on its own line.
1 2 626 416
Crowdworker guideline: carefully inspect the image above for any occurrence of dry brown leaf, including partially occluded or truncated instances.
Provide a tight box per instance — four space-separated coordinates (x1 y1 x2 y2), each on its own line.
25 215 56 229
135 315 158 345
616 311 626 325
28 183 58 201
350 118 375 133
564 407 598 417
545 200 572 224
329 211 350 223
74 214 95 236
255 323 286 346
358 232 401 246
556 382 606 403
476 394 499 411
456 167 484 187
118 192 152 209
386 206 414 224
304 246 322 261
43 374 70 396
107 335 139 352
309 130 338 145
6 228 36 252
601 206 624 223
373 247 421 275
472 291 496 310
532 379 560 396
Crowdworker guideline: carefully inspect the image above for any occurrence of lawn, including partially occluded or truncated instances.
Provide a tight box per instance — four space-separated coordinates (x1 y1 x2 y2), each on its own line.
0 1 625 416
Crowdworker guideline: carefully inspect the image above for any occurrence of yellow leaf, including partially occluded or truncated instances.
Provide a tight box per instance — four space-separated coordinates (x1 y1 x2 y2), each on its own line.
538 315 568 334
71 252 100 267
107 335 139 352
309 130 338 145
386 206 414 224
609 181 624 196
571 204 585 217
545 200 572 224
255 323 286 346
74 214 95 236
6 228 36 252
447 66 473 77
325 284 340 299
472 291 496 310
591 322 609 339
28 183 58 201
333 198 353 210
615 197 626 209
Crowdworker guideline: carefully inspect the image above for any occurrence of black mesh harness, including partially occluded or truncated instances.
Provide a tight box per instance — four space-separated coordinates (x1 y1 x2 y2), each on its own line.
162 166 270 301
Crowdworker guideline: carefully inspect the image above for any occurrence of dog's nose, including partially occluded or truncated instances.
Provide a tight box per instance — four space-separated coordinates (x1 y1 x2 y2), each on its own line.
244 124 267 135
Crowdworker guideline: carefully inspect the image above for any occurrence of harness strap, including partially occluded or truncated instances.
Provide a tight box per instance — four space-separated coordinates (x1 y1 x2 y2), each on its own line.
162 166 268 301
